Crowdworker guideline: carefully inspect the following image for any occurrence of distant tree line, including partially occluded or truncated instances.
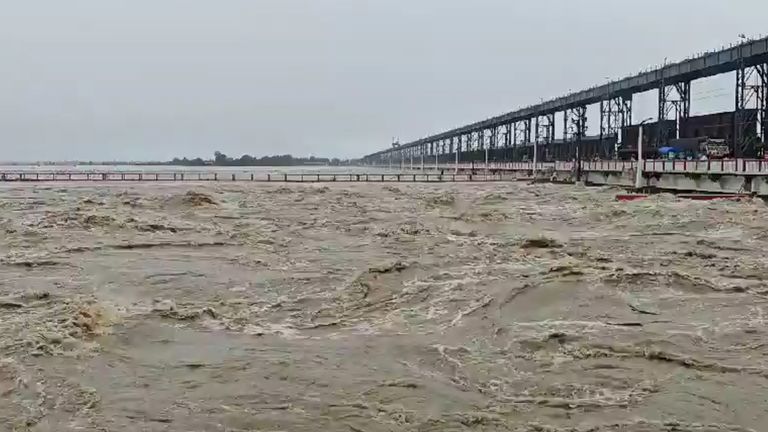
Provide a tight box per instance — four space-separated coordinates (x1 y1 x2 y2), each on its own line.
34 152 356 167
169 152 353 167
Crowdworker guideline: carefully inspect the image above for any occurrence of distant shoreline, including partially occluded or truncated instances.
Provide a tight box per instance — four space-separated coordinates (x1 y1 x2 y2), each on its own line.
1 152 358 167
0 162 343 167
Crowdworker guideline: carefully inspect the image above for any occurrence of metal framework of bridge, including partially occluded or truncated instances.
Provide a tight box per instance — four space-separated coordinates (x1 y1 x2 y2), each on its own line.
363 37 768 165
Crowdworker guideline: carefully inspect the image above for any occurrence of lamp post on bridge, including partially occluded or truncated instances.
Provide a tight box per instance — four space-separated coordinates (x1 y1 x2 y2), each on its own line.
636 117 654 190
455 137 460 174
534 100 544 180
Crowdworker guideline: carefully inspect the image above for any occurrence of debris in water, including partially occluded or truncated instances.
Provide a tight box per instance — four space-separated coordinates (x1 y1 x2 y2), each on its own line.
547 264 584 276
183 191 217 207
0 299 25 309
521 236 562 249
628 303 661 316
425 192 455 207
72 302 116 336
367 261 409 274
152 298 177 313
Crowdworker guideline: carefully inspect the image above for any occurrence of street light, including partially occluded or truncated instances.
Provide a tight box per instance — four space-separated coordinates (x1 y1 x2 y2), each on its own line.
636 117 654 189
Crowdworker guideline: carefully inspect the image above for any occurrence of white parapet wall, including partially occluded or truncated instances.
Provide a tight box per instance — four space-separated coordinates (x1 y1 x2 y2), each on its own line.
394 159 768 196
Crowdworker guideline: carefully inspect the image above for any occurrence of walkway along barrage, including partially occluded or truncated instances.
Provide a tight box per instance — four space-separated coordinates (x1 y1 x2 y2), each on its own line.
363 158 768 196
0 171 513 183
6 158 768 196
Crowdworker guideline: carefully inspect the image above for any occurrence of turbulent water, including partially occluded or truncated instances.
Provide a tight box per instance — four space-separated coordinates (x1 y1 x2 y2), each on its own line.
1 181 767 431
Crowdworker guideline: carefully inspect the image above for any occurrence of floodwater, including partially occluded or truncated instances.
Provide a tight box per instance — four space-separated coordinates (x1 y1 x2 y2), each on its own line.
1 181 767 432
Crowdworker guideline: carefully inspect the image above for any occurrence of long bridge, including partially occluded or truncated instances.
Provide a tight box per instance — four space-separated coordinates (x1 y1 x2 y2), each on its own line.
362 36 768 165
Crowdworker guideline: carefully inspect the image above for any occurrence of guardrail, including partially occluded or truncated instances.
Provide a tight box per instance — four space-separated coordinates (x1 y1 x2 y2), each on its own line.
5 159 768 183
640 159 768 174
0 171 513 183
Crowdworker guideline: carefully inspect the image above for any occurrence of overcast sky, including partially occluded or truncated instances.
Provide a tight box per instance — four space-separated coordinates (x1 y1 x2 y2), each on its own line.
1 0 767 161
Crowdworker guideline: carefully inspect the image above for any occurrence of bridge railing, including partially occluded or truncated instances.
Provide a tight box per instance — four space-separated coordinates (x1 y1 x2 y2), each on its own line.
581 160 636 172
384 158 768 175
641 159 768 174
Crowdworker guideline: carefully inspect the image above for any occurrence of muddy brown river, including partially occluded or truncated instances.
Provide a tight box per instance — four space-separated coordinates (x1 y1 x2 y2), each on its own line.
1 182 767 431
